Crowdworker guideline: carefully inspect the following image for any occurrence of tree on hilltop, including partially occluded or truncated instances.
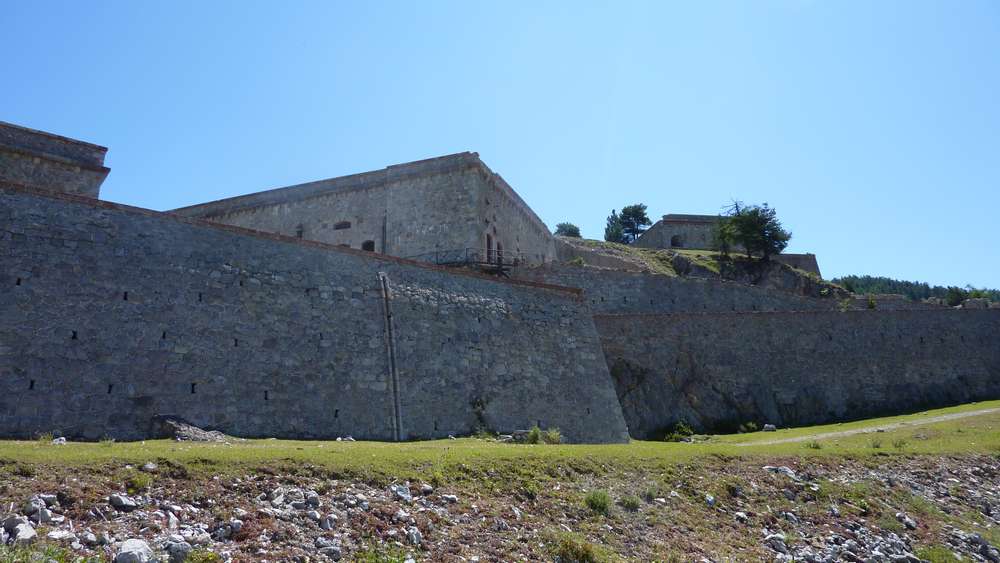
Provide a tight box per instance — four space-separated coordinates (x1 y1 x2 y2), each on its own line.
604 210 626 243
718 201 791 261
604 204 651 244
554 222 582 238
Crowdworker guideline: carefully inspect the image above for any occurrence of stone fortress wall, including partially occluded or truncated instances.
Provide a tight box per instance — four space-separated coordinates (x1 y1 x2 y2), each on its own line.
1 121 998 444
0 121 109 199
172 153 556 265
514 263 836 314
0 182 628 443
596 310 1000 438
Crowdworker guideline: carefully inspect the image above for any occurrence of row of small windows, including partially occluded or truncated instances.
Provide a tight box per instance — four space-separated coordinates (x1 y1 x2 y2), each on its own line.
21 379 310 404
295 221 352 238
293 223 374 251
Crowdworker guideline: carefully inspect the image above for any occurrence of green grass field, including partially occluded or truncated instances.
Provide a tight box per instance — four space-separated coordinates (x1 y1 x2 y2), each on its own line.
4 400 999 487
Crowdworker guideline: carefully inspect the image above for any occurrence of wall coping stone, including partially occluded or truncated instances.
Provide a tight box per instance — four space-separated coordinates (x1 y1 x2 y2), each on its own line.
0 121 108 167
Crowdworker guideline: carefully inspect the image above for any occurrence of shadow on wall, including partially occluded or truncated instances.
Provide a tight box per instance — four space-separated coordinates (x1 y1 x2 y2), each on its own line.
596 310 1000 439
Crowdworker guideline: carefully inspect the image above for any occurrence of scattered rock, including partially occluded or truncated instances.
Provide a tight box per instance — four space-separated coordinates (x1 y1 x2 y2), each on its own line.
765 533 788 554
319 545 343 560
442 494 458 504
763 465 798 480
763 424 777 432
320 513 338 530
151 415 232 442
46 529 77 543
110 493 139 512
406 526 422 546
164 539 192 563
390 483 413 503
896 512 917 530
114 538 154 563
11 522 36 546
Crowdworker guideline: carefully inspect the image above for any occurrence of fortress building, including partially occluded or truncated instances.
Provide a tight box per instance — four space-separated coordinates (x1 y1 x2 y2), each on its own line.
1 121 998 443
172 153 556 269
635 213 822 277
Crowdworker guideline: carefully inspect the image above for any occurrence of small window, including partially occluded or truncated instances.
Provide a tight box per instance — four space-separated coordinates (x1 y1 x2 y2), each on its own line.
333 221 351 230
295 224 304 239
362 240 375 252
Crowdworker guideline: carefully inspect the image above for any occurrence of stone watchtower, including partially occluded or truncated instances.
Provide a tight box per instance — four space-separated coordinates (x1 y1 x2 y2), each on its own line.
0 121 109 199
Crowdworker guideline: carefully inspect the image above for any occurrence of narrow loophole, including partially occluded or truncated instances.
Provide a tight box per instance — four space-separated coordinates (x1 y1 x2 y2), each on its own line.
190 383 196 394
264 391 269 401
71 330 78 340
161 331 167 340
334 409 339 419
234 338 239 347
434 421 439 431
198 292 203 302
107 384 113 394
123 291 129 301
15 278 21 286
28 380 35 391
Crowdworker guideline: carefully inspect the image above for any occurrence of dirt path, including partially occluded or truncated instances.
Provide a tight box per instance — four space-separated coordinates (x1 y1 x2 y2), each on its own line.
736 406 1000 447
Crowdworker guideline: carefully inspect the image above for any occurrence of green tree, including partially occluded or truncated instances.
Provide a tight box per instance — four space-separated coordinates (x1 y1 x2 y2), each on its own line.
619 204 651 243
712 216 739 257
604 210 627 244
945 286 969 307
554 222 582 238
604 204 650 244
830 275 1000 303
723 201 791 260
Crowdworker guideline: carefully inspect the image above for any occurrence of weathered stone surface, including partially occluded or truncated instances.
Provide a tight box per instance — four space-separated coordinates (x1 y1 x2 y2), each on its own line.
514 263 837 315
597 310 1000 438
171 152 556 266
0 183 628 444
0 121 108 198
114 538 154 563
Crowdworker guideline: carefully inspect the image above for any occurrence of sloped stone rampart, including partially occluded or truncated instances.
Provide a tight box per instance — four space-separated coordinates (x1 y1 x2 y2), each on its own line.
0 183 628 443
595 310 1000 438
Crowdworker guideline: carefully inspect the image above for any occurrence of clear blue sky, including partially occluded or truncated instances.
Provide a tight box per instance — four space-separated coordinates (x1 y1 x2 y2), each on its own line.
5 1 998 287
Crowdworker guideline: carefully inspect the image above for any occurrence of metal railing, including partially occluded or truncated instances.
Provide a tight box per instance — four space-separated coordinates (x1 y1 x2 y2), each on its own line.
405 247 524 269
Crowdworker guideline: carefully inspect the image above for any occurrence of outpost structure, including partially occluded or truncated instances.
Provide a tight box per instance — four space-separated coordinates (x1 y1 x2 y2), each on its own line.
1 121 998 443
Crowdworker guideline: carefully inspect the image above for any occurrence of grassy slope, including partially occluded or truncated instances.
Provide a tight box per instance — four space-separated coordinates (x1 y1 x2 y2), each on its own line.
3 402 1000 561
4 400 999 484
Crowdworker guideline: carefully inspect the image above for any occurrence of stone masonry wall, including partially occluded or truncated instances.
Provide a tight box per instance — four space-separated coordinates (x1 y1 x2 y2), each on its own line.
476 169 555 265
171 154 483 258
0 121 109 198
633 218 717 251
596 310 1000 439
172 153 556 266
0 183 629 443
513 263 838 314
